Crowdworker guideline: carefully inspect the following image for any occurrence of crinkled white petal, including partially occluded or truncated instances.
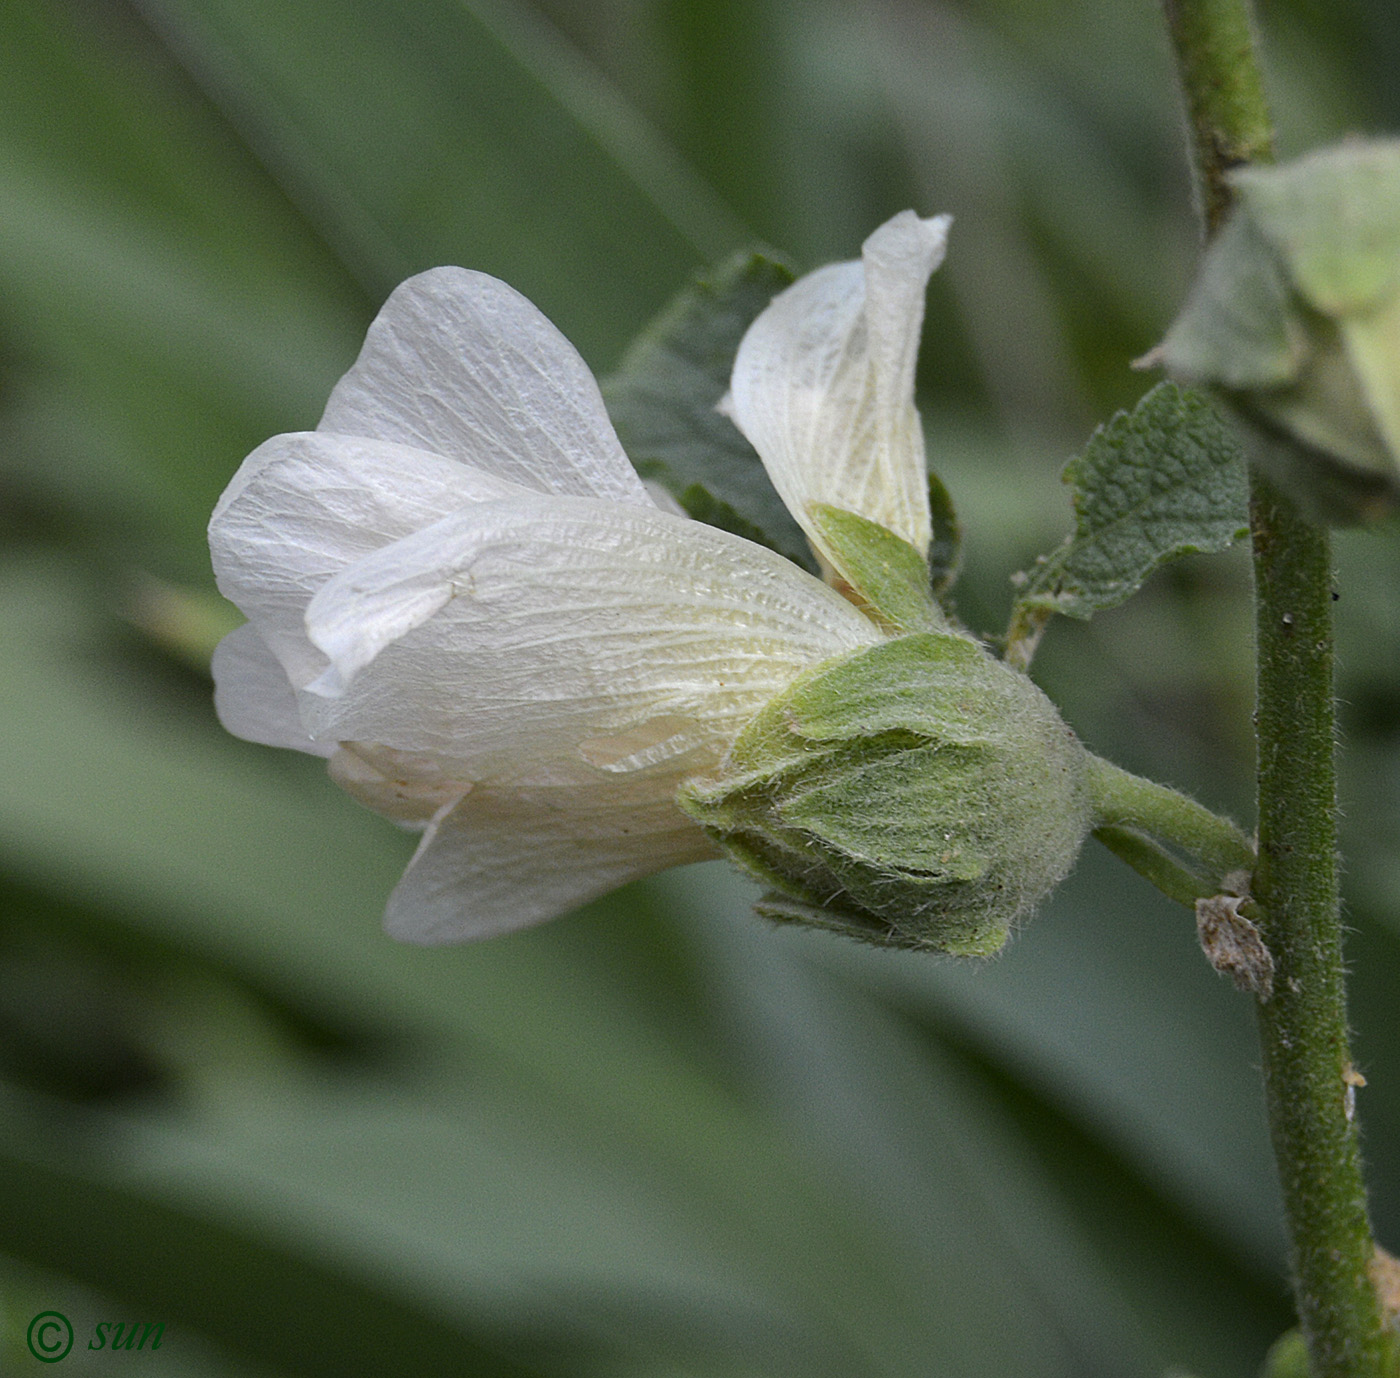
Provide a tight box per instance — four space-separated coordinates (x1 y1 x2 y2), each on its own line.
727 210 950 571
327 741 470 824
211 623 334 757
299 494 882 780
318 268 652 505
383 776 718 944
209 430 526 685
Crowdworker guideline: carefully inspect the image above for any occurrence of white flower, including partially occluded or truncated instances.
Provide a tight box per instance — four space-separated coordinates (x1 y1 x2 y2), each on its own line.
209 211 949 943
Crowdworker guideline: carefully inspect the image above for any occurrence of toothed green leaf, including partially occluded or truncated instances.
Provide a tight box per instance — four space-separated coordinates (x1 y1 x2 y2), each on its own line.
1014 382 1248 622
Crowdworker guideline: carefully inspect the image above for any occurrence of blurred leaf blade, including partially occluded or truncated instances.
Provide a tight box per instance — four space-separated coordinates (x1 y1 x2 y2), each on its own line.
0 0 748 583
0 0 370 578
130 0 747 360
0 1129 554 1378
671 870 1291 1378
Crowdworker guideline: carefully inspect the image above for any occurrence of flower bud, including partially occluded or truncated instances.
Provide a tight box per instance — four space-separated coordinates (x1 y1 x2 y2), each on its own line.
1160 139 1400 521
677 632 1092 955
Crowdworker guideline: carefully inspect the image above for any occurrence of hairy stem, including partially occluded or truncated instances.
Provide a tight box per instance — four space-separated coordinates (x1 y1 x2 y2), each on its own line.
1251 480 1387 1375
1092 825 1214 907
1162 1 1387 1372
1086 753 1254 896
1161 0 1274 233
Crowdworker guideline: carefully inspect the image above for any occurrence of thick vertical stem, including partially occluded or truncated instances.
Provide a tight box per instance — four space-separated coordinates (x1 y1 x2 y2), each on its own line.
1161 2 1386 1372
1251 481 1385 1375
1161 0 1274 232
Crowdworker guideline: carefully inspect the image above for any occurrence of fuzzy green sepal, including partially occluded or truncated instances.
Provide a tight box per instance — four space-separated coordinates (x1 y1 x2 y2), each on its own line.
679 633 1092 955
806 503 946 633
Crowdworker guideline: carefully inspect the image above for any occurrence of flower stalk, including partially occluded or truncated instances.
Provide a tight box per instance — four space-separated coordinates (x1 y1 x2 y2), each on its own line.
1162 0 1389 1372
1085 754 1254 904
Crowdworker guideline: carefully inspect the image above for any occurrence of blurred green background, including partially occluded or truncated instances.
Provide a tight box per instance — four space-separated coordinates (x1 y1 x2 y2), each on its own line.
0 0 1397 1373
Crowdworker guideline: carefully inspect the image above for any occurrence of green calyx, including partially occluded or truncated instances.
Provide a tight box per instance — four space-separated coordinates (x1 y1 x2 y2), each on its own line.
1160 139 1400 522
677 632 1093 956
807 503 948 633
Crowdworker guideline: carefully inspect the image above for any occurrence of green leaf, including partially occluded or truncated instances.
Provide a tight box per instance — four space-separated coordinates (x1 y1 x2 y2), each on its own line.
0 0 370 581
602 252 819 572
686 869 1292 1378
1012 382 1249 624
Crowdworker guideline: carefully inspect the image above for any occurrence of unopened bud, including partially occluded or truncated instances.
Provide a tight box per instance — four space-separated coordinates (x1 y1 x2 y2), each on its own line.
678 632 1092 955
1160 139 1400 521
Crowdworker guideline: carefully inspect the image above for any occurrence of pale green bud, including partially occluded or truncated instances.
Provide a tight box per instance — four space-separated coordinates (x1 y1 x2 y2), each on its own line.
677 632 1092 956
1160 139 1400 522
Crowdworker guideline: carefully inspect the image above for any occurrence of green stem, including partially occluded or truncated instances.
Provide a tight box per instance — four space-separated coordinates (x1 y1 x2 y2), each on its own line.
1161 0 1274 233
1251 480 1386 1375
1091 825 1212 907
1161 2 1387 1372
1086 753 1254 900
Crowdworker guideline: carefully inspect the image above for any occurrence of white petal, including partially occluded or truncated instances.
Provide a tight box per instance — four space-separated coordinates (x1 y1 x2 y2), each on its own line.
641 478 689 516
299 494 882 778
728 210 950 571
318 268 651 504
211 623 333 757
327 742 468 824
209 430 524 685
383 777 717 943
